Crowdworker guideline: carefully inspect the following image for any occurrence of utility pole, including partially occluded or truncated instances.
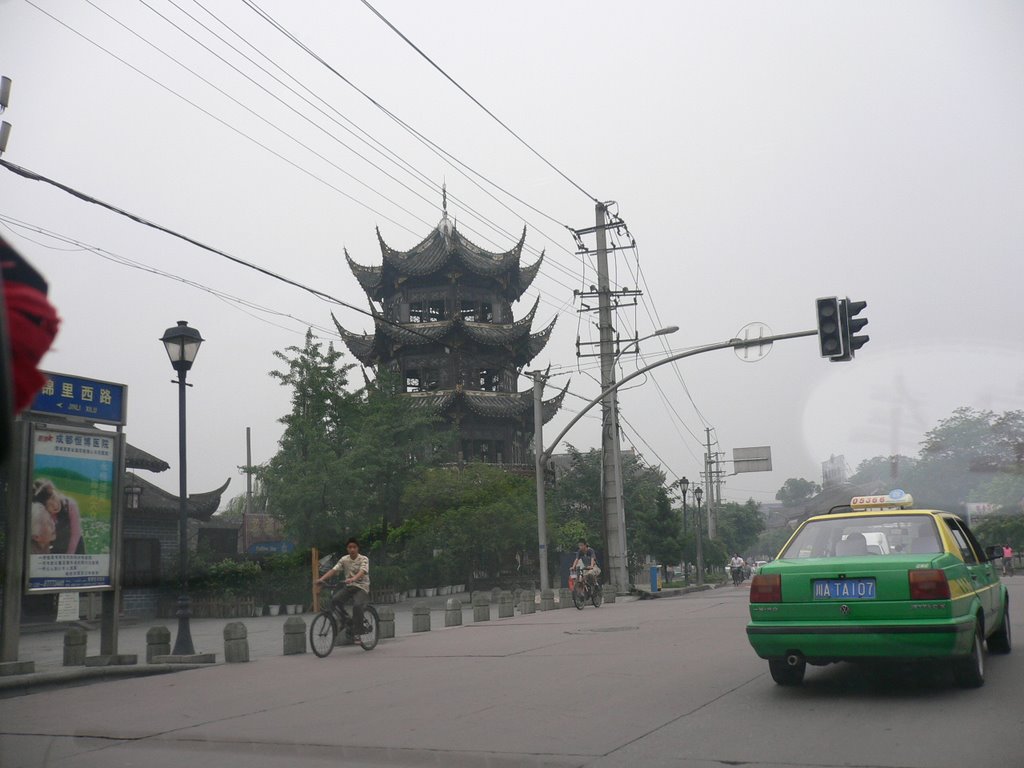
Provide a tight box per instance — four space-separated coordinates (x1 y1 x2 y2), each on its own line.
244 427 253 554
704 428 716 539
533 371 549 592
573 204 641 592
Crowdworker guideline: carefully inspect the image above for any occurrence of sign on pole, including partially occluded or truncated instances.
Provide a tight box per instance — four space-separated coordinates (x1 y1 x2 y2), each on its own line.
29 372 127 426
733 446 773 474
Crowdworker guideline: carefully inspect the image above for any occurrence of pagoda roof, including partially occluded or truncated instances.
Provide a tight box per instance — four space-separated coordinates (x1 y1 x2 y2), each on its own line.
126 443 170 473
124 472 230 521
405 383 568 425
335 305 556 368
345 217 543 301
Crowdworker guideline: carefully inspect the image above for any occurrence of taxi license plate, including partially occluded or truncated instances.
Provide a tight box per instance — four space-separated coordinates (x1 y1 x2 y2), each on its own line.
812 578 876 600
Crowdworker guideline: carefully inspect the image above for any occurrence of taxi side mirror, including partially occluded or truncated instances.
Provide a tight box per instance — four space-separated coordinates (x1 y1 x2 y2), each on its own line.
984 545 1004 562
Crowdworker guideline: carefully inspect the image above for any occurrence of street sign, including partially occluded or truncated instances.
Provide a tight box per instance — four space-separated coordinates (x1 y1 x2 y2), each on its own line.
733 446 773 473
734 323 773 362
29 371 127 426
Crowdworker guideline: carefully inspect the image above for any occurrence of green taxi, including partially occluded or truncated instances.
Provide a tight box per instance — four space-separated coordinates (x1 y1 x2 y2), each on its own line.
747 491 1011 687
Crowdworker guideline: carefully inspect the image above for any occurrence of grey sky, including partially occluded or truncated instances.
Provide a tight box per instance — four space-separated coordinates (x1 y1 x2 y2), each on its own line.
2 0 1022 508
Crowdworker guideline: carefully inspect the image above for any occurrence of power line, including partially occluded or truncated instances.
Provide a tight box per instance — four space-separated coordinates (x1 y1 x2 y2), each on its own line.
358 0 598 204
0 158 441 344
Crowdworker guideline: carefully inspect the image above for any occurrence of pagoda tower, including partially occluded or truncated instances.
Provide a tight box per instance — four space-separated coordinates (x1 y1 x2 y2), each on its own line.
336 203 566 466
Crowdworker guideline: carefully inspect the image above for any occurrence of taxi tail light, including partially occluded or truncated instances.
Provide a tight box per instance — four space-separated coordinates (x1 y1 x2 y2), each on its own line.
750 574 781 603
908 569 950 600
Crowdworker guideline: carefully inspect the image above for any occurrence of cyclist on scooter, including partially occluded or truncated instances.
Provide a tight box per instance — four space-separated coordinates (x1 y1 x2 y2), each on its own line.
572 539 601 589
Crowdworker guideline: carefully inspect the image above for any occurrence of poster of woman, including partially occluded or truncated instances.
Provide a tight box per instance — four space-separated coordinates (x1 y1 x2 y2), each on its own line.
28 427 115 590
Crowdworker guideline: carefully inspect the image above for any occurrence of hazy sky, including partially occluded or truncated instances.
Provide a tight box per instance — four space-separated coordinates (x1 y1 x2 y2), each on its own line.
2 0 1022 510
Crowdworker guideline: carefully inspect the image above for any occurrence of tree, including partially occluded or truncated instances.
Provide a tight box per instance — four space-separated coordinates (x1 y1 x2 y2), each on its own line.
259 330 359 546
775 478 821 507
850 455 918 486
974 513 1024 550
391 464 536 589
716 499 765 555
634 489 682 584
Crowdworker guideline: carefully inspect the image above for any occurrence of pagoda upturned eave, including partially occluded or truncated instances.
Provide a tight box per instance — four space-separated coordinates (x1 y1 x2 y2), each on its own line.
344 223 543 302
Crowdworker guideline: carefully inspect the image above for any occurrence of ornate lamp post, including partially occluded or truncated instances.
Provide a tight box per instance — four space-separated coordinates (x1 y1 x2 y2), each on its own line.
160 320 204 656
694 485 705 586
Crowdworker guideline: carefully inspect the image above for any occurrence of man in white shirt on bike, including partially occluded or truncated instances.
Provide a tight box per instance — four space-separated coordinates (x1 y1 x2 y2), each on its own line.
315 537 370 641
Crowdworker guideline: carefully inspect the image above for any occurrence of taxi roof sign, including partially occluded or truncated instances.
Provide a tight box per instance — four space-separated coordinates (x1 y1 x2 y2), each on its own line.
850 490 915 510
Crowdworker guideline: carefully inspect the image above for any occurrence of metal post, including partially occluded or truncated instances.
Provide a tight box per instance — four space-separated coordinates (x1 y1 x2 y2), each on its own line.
595 202 627 591
1 420 29 664
533 372 549 592
171 367 195 656
244 426 252 554
695 498 704 586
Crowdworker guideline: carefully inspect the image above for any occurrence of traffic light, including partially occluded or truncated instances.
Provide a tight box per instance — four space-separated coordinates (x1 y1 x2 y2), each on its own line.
815 297 844 359
839 299 869 359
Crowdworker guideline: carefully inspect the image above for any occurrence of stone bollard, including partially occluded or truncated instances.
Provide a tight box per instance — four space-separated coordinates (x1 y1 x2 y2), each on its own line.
491 587 503 604
558 588 573 608
602 584 616 604
146 626 171 664
223 622 250 663
497 591 514 619
445 598 463 627
412 604 431 633
472 593 490 622
283 616 306 655
519 592 536 615
63 627 87 666
540 589 555 611
377 606 395 639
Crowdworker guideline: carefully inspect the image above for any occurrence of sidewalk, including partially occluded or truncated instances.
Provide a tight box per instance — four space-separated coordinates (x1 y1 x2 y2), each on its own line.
1 589 642 695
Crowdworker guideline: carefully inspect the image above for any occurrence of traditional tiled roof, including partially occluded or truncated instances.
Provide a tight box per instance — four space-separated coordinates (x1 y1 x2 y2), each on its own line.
124 472 230 521
125 443 170 473
346 218 541 301
334 307 555 368
401 385 567 425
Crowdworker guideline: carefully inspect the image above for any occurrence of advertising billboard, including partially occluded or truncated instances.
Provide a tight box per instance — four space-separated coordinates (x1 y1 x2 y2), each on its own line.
27 425 116 591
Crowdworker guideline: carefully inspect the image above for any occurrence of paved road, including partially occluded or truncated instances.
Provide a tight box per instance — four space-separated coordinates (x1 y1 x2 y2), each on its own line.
2 581 1023 768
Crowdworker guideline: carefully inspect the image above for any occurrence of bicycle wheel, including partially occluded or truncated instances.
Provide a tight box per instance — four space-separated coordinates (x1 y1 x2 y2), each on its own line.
309 611 338 658
358 605 380 651
591 583 603 608
572 583 586 610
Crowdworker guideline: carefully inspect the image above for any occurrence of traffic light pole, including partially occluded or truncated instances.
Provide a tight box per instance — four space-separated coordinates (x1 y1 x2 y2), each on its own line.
534 327 817 590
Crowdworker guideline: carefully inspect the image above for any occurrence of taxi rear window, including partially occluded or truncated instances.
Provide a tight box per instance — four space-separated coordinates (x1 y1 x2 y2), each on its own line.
780 515 942 559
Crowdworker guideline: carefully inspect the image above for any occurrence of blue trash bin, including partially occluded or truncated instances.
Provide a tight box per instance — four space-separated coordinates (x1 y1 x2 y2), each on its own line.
649 566 660 592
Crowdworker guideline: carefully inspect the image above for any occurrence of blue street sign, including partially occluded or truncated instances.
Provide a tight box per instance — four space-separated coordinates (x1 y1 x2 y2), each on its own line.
30 371 127 426
248 541 295 555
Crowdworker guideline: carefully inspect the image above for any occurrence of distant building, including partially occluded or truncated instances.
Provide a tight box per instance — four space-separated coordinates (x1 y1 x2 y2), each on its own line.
337 197 566 466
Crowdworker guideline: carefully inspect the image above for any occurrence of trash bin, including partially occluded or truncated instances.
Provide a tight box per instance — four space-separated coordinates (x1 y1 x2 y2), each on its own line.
649 566 660 593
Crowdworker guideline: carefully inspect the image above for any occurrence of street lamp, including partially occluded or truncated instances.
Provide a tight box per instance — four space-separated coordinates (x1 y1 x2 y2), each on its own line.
160 320 204 656
693 485 704 586
606 325 679 591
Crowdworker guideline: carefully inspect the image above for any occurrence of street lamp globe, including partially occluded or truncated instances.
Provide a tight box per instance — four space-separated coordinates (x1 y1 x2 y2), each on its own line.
679 476 689 495
160 321 204 373
694 485 703 504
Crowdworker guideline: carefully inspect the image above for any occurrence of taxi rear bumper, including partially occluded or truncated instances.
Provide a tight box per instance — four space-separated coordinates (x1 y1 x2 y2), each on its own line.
746 618 976 662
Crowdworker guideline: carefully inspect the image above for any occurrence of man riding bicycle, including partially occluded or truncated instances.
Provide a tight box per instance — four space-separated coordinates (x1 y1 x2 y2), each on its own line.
730 553 745 584
315 537 370 642
571 539 601 588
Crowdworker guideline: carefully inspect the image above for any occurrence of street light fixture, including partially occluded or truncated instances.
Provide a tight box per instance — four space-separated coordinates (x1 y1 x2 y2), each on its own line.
160 320 204 657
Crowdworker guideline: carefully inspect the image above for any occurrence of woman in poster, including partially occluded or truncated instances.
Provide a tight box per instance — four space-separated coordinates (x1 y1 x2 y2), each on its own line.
32 479 85 554
29 501 56 554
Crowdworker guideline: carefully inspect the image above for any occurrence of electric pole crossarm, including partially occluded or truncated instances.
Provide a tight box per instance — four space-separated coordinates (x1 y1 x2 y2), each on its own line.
540 328 816 463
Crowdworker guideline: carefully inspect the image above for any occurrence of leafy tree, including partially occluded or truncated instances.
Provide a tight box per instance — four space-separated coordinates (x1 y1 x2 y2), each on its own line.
715 499 765 555
391 464 536 588
850 455 917 486
259 330 359 546
754 526 796 560
634 489 682 584
974 513 1024 550
775 478 822 507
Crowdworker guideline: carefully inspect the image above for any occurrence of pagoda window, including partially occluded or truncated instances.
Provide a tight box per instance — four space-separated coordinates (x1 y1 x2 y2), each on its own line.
405 367 439 392
427 300 446 321
409 301 425 323
477 369 500 392
459 302 476 322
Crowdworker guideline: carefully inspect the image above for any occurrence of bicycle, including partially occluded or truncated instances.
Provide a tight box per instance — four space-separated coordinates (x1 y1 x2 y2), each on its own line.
571 567 603 609
310 580 380 657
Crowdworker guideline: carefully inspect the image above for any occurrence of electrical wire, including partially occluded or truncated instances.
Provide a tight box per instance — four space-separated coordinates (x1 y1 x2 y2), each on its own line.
358 0 599 204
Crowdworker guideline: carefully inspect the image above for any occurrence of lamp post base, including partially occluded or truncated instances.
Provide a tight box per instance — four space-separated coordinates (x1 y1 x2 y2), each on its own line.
171 595 196 656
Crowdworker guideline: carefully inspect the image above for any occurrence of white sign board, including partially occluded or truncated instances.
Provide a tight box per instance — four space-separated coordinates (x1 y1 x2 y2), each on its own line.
733 446 773 474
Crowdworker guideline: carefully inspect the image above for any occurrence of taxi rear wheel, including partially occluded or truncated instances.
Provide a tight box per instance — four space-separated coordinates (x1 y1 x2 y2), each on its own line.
768 657 806 686
988 604 1011 654
952 621 985 688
